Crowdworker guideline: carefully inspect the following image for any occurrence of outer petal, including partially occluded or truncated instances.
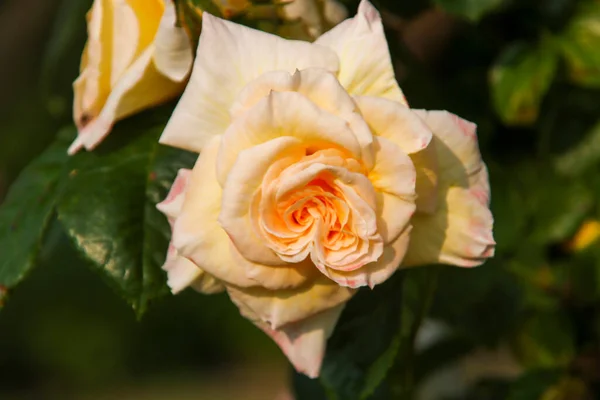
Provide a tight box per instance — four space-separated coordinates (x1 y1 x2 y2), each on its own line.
369 136 416 244
404 110 495 267
354 96 438 213
159 13 340 154
321 226 411 288
174 137 314 290
258 305 345 378
354 96 431 155
163 251 224 294
404 187 495 267
226 276 355 329
156 168 191 221
315 0 407 104
70 47 187 154
412 110 488 191
153 0 193 82
157 168 224 294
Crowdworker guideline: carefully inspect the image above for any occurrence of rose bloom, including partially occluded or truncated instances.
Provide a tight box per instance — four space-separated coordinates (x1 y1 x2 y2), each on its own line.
157 0 495 377
70 0 193 154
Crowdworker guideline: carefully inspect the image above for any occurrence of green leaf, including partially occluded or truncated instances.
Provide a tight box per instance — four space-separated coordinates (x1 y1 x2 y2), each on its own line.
317 273 405 400
433 0 505 21
507 369 562 400
491 40 559 125
0 129 73 306
488 164 529 253
559 1 600 87
292 267 438 400
513 311 575 369
528 175 593 245
57 111 196 316
555 121 600 177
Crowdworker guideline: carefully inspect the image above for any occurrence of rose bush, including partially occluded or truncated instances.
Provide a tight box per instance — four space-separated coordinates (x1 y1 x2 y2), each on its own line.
70 0 193 154
157 0 495 377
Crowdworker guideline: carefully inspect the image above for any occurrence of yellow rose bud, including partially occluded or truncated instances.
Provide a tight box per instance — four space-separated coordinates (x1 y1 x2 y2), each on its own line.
70 0 193 154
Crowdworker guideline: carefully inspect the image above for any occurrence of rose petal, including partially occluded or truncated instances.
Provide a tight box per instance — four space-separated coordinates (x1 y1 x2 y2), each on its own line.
174 136 312 289
157 168 224 294
412 110 487 192
258 305 345 378
226 276 355 329
111 1 140 85
156 168 192 221
153 0 193 82
70 47 187 154
164 251 224 294
159 12 339 154
318 226 411 288
369 136 416 243
354 96 432 155
219 136 306 266
404 110 495 267
230 68 374 168
404 187 495 267
217 91 362 186
315 0 407 104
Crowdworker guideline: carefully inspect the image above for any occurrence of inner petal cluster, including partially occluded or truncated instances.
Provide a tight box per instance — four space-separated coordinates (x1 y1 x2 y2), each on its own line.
252 147 384 273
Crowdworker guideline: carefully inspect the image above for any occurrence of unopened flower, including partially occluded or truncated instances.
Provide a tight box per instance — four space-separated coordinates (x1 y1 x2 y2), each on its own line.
70 0 193 154
158 0 494 377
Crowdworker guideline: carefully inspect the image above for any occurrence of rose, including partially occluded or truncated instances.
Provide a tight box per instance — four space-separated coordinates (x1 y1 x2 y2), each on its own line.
280 0 348 39
157 0 495 377
70 0 193 154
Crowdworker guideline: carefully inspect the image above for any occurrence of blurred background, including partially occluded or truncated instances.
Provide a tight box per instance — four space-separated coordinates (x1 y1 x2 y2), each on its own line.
2 0 600 399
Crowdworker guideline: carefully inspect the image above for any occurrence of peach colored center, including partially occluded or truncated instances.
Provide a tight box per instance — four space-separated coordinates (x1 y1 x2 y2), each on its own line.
251 147 382 271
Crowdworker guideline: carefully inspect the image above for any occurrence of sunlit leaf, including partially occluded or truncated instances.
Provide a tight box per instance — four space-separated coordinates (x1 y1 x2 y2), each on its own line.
491 40 559 125
57 109 196 316
0 129 73 307
559 2 600 87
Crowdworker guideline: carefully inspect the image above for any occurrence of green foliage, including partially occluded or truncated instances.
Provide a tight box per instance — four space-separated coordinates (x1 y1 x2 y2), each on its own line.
57 108 196 316
433 0 506 21
491 41 559 125
0 129 72 305
559 1 600 87
293 267 439 400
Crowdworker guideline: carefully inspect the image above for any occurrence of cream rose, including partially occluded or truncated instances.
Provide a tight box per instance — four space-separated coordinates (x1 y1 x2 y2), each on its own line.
70 0 193 154
157 0 495 377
